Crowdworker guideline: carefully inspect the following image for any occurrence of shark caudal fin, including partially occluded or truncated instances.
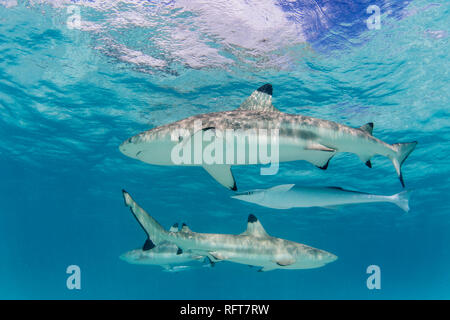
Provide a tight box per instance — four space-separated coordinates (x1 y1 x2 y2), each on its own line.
122 190 168 246
390 141 418 187
390 190 412 213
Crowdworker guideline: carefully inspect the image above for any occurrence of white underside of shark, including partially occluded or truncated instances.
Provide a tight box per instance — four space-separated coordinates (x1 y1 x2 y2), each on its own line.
232 184 412 212
119 84 417 190
122 190 337 272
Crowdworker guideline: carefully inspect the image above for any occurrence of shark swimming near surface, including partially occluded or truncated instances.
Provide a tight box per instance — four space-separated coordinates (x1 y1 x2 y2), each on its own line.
120 222 214 272
122 190 338 272
232 184 412 212
119 84 417 190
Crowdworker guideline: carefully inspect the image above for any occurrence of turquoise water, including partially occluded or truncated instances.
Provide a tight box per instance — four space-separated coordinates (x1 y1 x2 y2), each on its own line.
0 0 449 299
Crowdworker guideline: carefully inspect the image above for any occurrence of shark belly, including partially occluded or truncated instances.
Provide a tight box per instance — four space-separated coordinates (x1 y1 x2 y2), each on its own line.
171 233 283 267
140 254 195 265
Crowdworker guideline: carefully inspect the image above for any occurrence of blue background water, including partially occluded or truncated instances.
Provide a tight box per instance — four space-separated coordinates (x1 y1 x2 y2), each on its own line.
0 0 449 299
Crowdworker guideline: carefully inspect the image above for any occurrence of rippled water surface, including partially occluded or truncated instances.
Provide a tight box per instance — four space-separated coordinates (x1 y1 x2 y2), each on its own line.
0 0 449 299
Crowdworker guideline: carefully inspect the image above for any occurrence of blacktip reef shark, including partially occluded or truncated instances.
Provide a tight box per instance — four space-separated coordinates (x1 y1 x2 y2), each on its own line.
122 190 337 271
119 84 417 190
121 219 214 272
120 243 213 272
232 184 412 212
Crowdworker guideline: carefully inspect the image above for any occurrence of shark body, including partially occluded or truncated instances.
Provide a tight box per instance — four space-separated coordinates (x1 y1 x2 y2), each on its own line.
119 84 417 190
122 190 337 272
232 184 412 212
120 242 212 272
121 221 213 272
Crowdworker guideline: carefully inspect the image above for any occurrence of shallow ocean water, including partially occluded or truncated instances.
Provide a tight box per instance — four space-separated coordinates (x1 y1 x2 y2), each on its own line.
0 0 449 299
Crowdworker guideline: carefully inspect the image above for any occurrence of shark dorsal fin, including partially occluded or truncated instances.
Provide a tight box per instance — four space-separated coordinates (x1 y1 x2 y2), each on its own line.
243 214 269 238
238 84 280 112
359 122 374 135
181 223 192 233
169 223 179 233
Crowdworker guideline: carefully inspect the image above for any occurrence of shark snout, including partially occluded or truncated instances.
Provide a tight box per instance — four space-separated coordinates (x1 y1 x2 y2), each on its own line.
119 252 130 262
119 137 143 159
120 249 141 261
231 190 265 203
119 138 131 155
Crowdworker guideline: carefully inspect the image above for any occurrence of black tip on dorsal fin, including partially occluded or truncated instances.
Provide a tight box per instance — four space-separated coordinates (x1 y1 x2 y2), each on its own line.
176 247 183 255
142 238 155 251
248 214 257 223
182 223 187 227
359 122 374 135
257 83 272 96
173 223 179 228
231 182 237 191
365 160 372 168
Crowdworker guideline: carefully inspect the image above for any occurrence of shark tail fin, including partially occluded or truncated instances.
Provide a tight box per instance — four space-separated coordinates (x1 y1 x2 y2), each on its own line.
390 190 412 213
122 190 168 245
390 141 417 187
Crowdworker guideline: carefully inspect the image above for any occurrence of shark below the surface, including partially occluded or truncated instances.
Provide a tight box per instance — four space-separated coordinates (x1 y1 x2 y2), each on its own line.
119 84 417 190
120 223 214 272
122 190 337 272
232 184 412 212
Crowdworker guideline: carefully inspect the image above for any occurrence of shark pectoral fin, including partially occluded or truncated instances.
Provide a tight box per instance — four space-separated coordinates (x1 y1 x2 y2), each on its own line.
306 145 336 170
275 258 295 266
258 266 276 272
358 154 374 168
203 164 237 191
209 251 228 261
305 143 335 152
203 256 216 268
359 122 374 135
238 84 280 112
161 265 172 271
303 150 335 170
